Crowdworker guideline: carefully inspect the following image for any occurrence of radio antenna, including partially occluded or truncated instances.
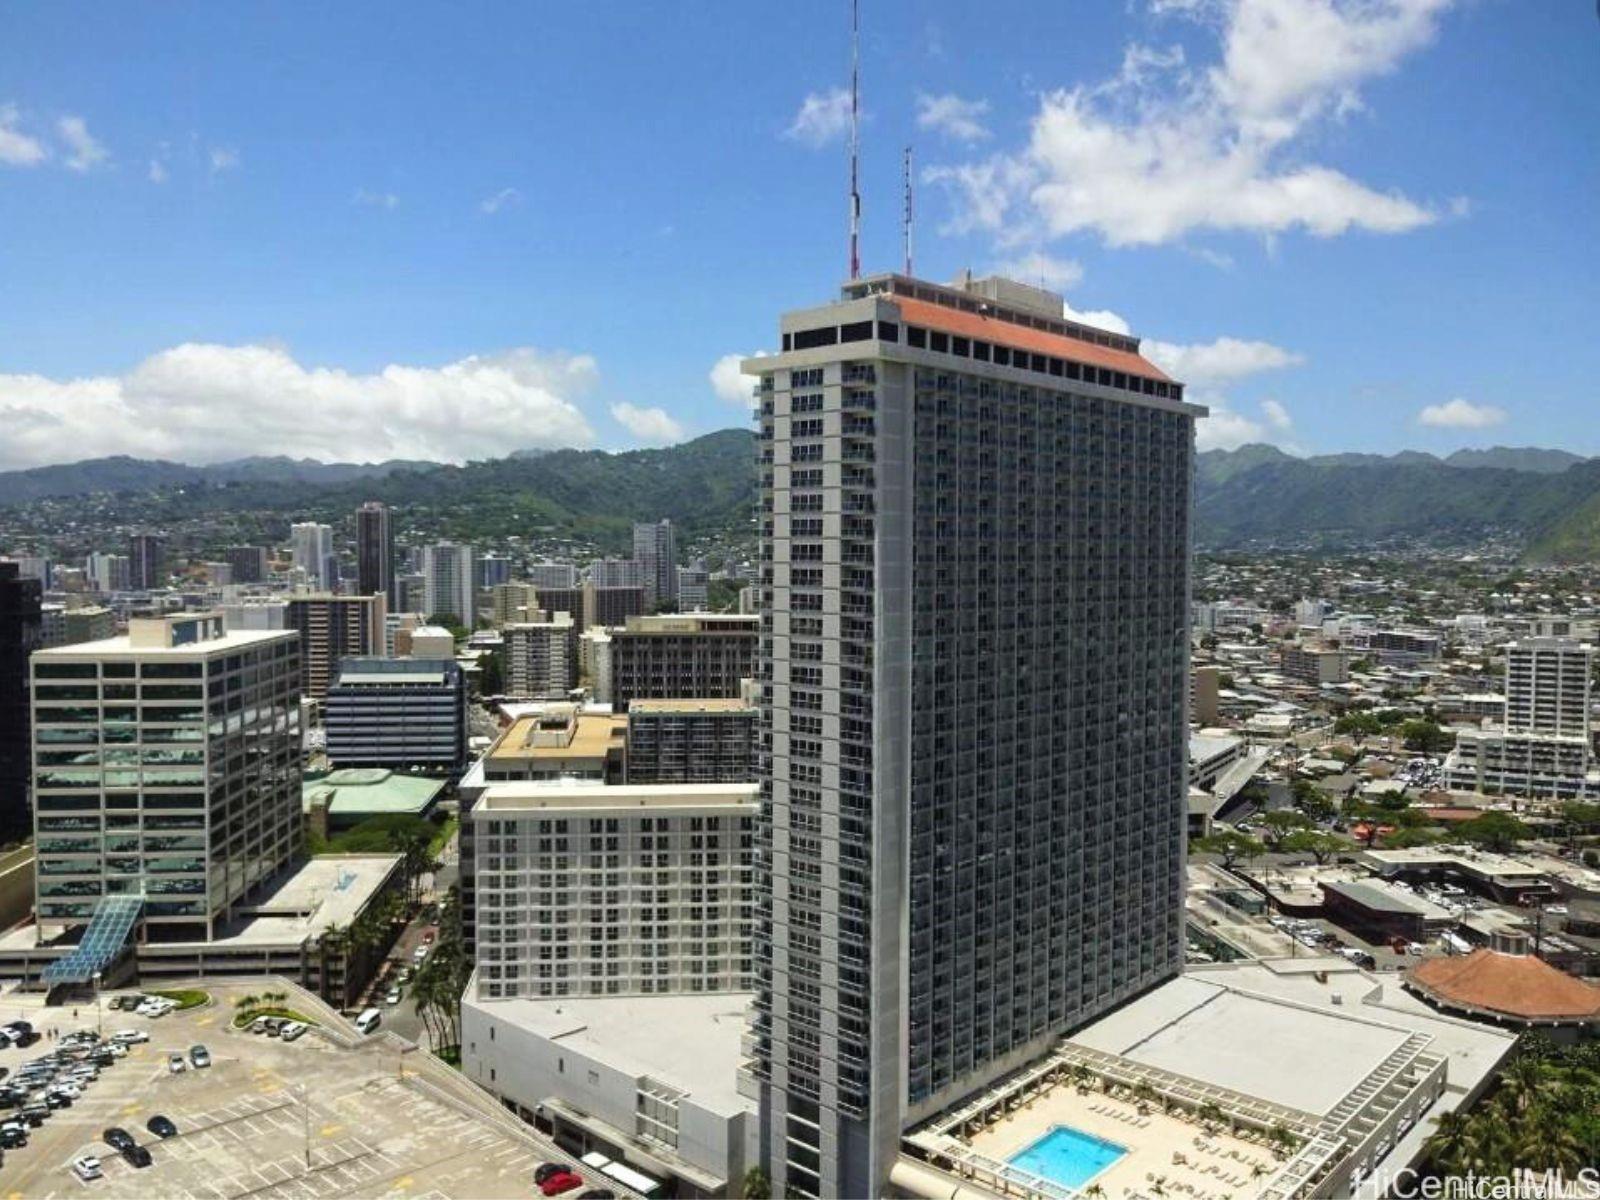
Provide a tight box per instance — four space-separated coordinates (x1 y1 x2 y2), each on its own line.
902 144 913 276
848 0 861 279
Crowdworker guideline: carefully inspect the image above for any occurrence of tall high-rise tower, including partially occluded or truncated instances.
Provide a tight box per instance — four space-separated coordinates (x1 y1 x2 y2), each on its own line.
127 533 166 591
633 520 679 611
356 501 397 609
421 541 477 627
748 273 1199 1197
290 522 335 590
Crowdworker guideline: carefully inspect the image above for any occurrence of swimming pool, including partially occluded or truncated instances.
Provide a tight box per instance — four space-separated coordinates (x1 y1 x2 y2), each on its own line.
1008 1125 1127 1190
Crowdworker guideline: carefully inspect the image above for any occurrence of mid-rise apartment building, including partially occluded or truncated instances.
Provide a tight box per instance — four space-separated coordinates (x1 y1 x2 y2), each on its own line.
526 561 579 590
582 584 645 633
1280 642 1350 686
324 656 466 771
286 593 386 701
87 552 132 593
31 612 302 941
489 582 541 628
468 780 756 1000
503 615 580 700
624 698 757 785
1447 637 1599 799
609 613 757 712
748 271 1196 1196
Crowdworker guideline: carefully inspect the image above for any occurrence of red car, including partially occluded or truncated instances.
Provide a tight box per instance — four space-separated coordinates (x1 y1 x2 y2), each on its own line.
540 1171 583 1196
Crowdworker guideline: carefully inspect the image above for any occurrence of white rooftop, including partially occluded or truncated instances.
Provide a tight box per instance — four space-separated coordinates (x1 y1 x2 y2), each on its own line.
1069 975 1410 1116
470 987 754 1118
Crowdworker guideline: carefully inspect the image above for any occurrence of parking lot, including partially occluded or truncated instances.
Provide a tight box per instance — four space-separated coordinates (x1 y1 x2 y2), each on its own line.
0 981 617 1199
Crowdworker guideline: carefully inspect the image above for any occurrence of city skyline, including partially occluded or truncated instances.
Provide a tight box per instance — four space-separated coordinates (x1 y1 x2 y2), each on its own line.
1 1 1596 468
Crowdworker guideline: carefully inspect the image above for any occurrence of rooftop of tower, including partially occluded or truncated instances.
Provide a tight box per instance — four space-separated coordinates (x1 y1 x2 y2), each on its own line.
843 270 1163 373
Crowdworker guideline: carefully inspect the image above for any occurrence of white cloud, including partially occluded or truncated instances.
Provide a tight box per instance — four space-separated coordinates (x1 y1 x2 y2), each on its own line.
0 103 47 167
479 187 520 215
208 146 239 174
609 402 684 445
991 251 1084 291
916 92 991 142
1417 398 1505 429
710 352 770 407
0 344 599 469
1261 397 1293 431
1141 336 1303 387
56 116 107 172
1061 302 1131 336
147 158 168 184
785 88 852 147
353 188 399 210
1196 406 1270 451
928 0 1454 247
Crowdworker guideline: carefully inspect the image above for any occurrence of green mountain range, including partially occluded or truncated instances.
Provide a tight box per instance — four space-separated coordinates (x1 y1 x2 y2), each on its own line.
5 434 1600 562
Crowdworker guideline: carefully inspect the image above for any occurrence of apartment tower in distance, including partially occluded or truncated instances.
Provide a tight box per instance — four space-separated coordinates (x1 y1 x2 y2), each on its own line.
356 501 398 609
632 519 679 610
127 532 166 591
748 272 1199 1197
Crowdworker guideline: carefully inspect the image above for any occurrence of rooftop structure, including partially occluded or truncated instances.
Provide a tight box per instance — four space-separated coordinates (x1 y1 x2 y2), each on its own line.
479 705 625 782
1407 948 1600 1027
301 767 448 826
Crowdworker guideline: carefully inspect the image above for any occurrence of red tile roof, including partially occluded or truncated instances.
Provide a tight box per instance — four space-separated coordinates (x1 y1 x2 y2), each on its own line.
891 296 1173 383
1409 948 1600 1022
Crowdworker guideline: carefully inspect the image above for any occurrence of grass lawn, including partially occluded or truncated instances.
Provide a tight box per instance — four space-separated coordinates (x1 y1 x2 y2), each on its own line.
150 988 210 1010
232 1005 320 1029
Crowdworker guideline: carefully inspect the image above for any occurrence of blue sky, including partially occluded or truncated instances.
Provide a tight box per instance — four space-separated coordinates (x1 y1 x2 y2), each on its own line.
0 0 1596 466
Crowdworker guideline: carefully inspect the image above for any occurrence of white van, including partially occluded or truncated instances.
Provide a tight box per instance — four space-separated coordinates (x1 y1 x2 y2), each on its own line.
355 1008 382 1035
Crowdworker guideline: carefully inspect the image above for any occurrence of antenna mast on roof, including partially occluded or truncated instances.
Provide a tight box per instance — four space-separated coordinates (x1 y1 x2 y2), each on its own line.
902 145 913 277
848 0 861 280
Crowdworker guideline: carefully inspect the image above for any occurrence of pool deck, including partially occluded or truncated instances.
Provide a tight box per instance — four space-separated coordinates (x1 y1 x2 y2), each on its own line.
967 1082 1281 1200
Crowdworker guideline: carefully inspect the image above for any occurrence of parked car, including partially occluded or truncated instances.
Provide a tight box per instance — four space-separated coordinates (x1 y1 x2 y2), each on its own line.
147 1114 177 1139
0 1122 27 1148
189 1045 210 1069
535 1163 572 1185
578 1191 618 1199
412 945 428 962
103 1127 136 1152
122 1143 153 1168
540 1171 584 1196
113 1029 150 1045
279 1021 309 1042
385 988 402 1006
72 1154 103 1181
167 1053 186 1074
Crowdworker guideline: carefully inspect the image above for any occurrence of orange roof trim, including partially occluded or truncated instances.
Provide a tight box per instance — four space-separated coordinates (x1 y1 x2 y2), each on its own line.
892 296 1173 384
1410 948 1600 1021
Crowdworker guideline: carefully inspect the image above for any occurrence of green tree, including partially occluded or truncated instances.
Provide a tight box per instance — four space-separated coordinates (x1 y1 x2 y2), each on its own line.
1400 719 1452 753
1333 711 1381 739
741 1167 771 1200
1192 831 1264 869
1457 811 1532 853
1289 778 1335 822
1258 810 1313 849
1281 829 1346 865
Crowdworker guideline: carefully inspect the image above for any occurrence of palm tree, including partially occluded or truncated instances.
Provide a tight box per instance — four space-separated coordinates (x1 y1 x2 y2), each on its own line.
1197 1100 1226 1132
1424 1110 1477 1176
741 1166 770 1199
1497 1054 1546 1117
1083 1185 1105 1199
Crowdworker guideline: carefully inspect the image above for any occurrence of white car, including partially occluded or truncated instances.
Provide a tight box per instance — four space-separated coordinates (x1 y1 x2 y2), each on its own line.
112 1028 149 1044
167 1053 186 1073
412 946 428 962
385 988 402 1006
278 1021 309 1042
73 1155 103 1181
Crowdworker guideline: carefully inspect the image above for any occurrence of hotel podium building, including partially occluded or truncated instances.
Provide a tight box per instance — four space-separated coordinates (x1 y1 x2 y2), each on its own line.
746 273 1199 1197
31 612 302 943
